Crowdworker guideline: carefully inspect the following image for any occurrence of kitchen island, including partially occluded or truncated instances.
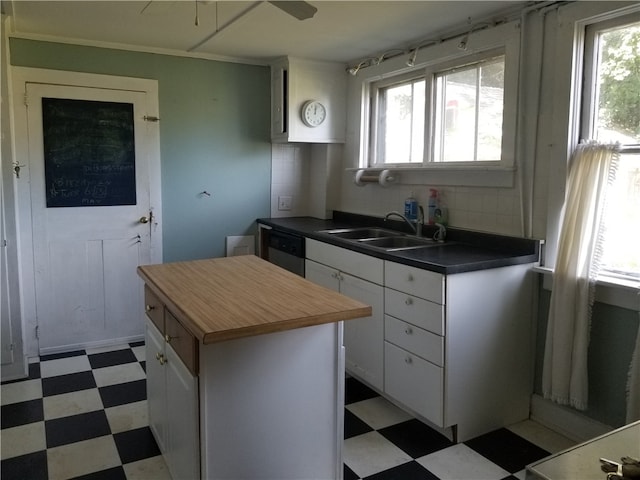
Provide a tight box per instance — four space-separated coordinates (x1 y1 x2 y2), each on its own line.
137 255 371 480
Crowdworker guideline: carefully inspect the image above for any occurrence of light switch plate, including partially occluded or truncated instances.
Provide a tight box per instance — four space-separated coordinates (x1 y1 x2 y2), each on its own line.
278 196 293 211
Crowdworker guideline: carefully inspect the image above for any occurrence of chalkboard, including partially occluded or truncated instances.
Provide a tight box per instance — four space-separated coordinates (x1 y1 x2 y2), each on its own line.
42 97 137 208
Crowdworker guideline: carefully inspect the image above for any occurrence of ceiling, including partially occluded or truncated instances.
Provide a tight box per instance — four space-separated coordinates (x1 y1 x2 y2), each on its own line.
3 1 532 66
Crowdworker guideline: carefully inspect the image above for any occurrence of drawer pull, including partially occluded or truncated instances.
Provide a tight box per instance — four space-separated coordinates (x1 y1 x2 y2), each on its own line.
145 304 155 312
405 356 413 364
164 334 173 343
405 297 413 305
407 274 414 282
405 327 413 335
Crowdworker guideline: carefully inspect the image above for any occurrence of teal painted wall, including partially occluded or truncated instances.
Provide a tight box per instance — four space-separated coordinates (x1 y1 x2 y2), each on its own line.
10 39 271 262
535 281 639 427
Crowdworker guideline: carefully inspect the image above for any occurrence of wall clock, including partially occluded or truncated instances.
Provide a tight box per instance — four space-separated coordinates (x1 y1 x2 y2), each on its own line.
301 100 326 127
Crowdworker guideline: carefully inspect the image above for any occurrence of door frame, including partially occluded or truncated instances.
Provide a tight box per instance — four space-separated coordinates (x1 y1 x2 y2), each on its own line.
10 67 163 358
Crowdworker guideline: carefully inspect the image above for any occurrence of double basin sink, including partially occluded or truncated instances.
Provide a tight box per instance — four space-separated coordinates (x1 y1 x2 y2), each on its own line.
319 227 450 252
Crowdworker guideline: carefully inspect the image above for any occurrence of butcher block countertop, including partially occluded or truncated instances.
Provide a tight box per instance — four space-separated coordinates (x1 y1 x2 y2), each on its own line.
137 255 372 345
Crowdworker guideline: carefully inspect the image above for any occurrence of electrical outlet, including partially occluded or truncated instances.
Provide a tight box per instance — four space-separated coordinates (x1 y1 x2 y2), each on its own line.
278 196 293 211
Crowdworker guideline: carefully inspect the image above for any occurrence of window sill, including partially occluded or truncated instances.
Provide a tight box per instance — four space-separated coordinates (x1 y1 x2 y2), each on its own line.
534 266 640 311
347 166 515 188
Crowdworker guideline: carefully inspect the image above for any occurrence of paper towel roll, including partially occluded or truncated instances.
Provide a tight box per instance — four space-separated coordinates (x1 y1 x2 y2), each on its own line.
354 169 396 186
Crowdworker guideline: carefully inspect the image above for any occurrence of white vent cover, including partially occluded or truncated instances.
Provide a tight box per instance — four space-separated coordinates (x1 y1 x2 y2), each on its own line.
225 235 255 257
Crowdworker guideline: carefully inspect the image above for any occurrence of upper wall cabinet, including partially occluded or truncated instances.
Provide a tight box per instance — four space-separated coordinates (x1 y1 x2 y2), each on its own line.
271 56 346 144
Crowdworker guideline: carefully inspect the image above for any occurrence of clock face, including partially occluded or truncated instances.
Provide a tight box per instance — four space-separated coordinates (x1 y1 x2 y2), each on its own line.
301 101 326 127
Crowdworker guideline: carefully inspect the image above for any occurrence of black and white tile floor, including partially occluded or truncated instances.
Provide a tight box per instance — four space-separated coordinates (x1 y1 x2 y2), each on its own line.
1 342 575 480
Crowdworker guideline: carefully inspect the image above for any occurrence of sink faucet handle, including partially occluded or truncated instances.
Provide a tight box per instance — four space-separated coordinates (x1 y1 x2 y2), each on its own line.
434 222 447 242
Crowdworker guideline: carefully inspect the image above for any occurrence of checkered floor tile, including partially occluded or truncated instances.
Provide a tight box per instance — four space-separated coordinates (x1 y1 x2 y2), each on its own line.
1 343 573 479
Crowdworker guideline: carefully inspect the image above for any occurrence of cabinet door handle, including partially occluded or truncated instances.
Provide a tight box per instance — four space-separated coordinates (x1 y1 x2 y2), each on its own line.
156 352 166 365
405 327 413 335
405 297 413 305
405 356 413 364
164 334 173 343
407 274 414 282
145 304 155 312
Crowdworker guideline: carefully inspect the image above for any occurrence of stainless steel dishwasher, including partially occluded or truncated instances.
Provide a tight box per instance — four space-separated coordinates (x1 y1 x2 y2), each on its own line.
265 230 305 276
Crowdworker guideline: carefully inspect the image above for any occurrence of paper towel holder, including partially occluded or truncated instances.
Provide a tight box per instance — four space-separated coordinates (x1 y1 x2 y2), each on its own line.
354 169 397 187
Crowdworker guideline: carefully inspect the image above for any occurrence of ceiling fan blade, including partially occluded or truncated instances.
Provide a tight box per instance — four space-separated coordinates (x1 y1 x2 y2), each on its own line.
268 1 317 20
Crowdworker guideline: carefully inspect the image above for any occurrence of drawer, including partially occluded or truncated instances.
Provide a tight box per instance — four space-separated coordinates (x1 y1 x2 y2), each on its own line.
165 311 198 376
385 261 444 304
385 288 444 335
305 239 384 285
144 285 164 332
385 315 443 366
384 341 443 427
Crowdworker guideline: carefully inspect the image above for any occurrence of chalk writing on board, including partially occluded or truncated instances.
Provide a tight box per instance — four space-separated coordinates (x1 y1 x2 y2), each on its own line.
42 97 137 208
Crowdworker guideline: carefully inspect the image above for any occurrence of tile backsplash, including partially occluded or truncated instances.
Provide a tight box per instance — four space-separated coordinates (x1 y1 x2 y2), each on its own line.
270 143 311 217
271 144 544 238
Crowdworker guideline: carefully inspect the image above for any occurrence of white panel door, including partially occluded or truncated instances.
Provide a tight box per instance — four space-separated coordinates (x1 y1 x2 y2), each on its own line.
1 177 14 365
26 83 152 352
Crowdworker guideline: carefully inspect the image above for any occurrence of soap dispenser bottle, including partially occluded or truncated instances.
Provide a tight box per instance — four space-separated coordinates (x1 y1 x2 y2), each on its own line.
435 191 448 226
404 191 418 221
427 189 438 224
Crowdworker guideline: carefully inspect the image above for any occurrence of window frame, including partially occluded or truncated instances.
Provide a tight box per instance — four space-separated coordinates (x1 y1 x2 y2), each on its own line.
580 12 640 281
369 70 428 166
581 12 640 147
429 50 506 165
366 46 514 171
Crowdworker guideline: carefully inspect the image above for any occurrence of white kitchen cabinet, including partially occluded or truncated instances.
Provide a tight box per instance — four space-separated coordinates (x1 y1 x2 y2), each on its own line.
383 263 446 427
384 260 535 442
305 239 384 391
145 318 167 452
145 315 199 480
305 237 535 442
384 341 444 426
271 56 346 143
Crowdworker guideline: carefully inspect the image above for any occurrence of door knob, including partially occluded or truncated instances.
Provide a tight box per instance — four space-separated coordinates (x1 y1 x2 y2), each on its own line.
139 216 149 224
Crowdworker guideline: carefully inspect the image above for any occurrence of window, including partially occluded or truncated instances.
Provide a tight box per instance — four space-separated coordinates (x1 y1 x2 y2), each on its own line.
583 14 640 279
433 56 504 162
375 75 425 164
369 52 506 167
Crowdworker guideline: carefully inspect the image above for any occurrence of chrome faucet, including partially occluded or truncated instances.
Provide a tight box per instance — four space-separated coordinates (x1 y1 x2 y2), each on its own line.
384 206 424 236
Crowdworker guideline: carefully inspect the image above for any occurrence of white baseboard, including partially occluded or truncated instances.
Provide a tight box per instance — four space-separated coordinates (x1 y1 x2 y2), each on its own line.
530 394 613 443
36 334 145 357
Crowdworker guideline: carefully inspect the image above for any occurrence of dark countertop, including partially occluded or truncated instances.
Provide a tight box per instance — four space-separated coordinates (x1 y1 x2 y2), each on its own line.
257 212 540 275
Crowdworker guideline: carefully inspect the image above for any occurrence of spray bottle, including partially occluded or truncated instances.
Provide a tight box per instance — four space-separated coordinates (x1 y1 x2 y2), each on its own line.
427 189 438 224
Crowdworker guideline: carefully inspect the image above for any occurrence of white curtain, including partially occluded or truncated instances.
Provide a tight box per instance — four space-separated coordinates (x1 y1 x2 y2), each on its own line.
542 141 619 411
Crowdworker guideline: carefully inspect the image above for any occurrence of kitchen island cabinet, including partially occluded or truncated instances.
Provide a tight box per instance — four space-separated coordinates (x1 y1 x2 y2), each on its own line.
138 255 371 480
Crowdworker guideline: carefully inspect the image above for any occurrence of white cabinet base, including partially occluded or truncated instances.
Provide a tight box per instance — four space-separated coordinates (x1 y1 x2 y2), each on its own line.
199 322 345 480
145 319 200 480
